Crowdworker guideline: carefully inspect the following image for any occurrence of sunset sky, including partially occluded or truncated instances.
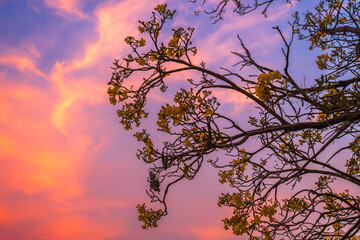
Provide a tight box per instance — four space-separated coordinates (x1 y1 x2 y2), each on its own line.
0 0 318 239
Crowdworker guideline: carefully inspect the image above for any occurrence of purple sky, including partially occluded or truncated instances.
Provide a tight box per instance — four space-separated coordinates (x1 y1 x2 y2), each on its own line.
0 0 319 239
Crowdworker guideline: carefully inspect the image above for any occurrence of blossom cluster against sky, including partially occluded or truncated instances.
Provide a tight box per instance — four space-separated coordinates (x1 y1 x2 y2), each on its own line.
0 0 317 239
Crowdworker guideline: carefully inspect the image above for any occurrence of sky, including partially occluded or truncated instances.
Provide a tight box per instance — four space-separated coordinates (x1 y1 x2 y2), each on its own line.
0 0 317 239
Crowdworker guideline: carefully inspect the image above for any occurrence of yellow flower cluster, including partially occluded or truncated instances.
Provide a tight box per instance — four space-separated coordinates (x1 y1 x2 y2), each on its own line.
316 53 332 69
218 170 233 184
321 191 356 236
157 104 187 132
220 192 252 235
323 13 333 26
164 30 194 59
299 129 322 146
254 70 282 101
346 135 360 175
315 175 333 189
157 89 216 133
323 193 342 213
107 85 129 105
148 52 158 61
133 130 157 163
154 4 167 13
345 157 360 176
260 203 277 222
218 191 253 209
181 127 209 150
137 204 163 229
223 214 249 236
183 138 192 148
117 102 148 130
229 149 249 180
168 35 179 48
283 197 309 212
204 107 214 117
220 192 276 239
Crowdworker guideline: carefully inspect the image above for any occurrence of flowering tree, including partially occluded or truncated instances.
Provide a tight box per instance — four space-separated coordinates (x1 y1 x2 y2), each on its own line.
107 0 360 239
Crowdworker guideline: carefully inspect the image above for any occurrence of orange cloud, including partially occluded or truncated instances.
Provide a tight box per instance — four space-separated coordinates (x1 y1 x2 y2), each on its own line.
50 214 125 240
0 75 84 201
189 225 236 240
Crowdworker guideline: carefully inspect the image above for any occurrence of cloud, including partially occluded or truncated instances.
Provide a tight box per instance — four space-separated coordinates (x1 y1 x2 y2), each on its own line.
43 0 87 18
189 225 238 240
0 51 129 238
47 0 165 135
50 213 125 240
214 88 252 114
49 61 106 134
0 70 86 200
68 0 162 70
0 55 47 79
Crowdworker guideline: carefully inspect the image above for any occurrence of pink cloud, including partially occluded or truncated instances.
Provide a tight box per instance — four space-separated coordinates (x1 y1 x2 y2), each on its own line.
49 213 125 240
0 55 47 79
68 0 162 70
214 88 252 114
43 0 87 18
189 225 238 240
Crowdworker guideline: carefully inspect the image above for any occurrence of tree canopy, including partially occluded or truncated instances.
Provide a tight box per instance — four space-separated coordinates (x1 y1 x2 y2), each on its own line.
107 0 360 239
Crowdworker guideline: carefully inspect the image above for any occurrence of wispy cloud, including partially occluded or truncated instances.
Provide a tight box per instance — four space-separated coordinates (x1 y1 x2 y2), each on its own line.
0 55 47 78
43 0 87 18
